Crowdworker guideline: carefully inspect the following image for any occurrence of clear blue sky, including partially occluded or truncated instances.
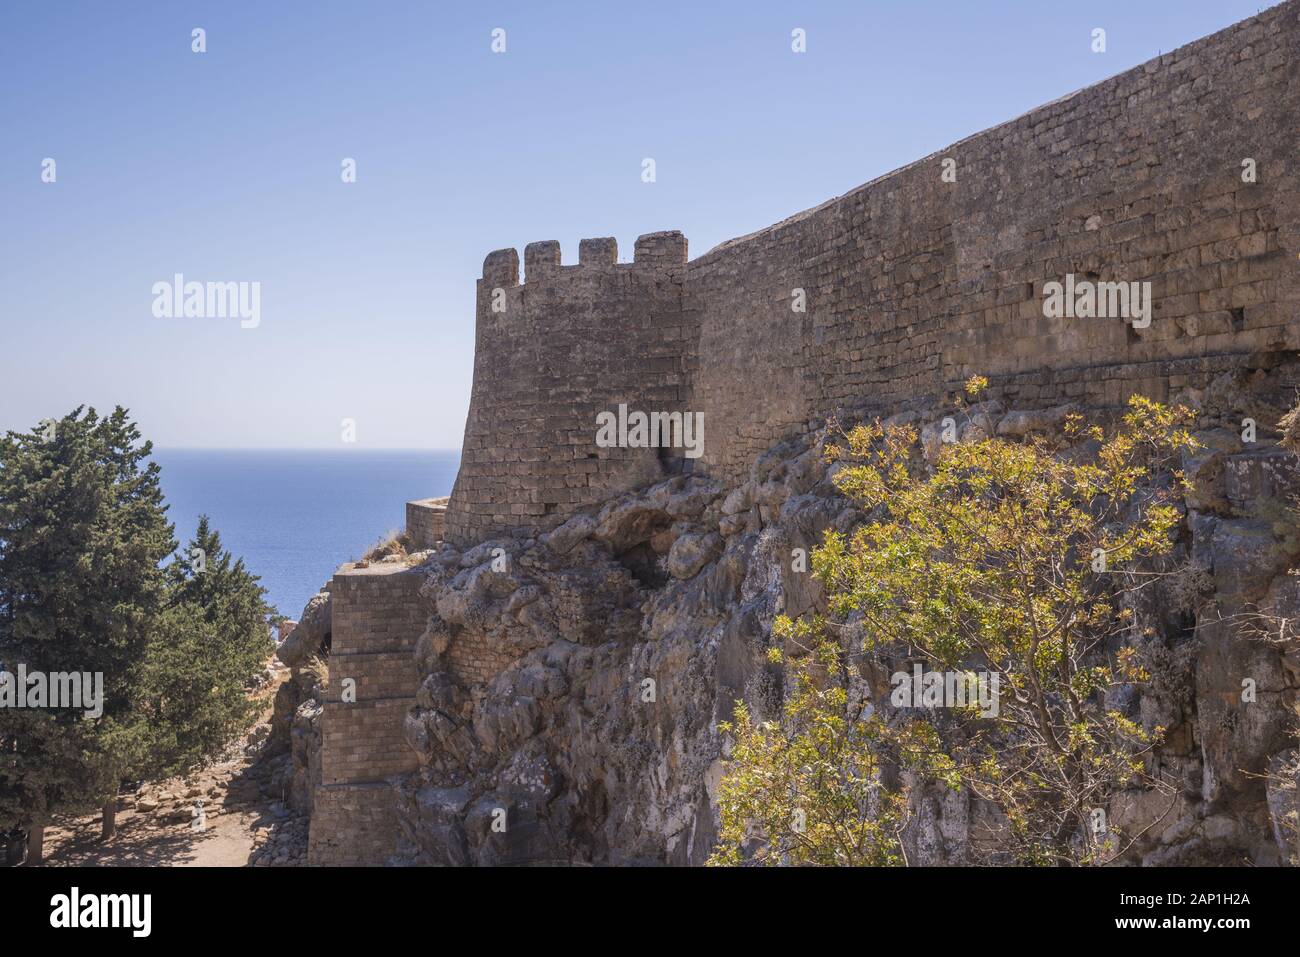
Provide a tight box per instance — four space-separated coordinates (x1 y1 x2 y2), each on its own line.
0 1 1276 449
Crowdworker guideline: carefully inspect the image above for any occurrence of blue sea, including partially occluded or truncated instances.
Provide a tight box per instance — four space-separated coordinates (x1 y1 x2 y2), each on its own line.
151 449 460 619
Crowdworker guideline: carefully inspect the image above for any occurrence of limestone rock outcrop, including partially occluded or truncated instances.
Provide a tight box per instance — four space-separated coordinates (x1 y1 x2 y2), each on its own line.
269 589 330 817
390 370 1299 866
275 589 331 668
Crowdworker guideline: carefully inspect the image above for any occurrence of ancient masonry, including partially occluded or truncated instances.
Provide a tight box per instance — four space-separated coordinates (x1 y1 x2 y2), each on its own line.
306 563 425 865
308 3 1300 864
446 2 1299 544
405 497 448 550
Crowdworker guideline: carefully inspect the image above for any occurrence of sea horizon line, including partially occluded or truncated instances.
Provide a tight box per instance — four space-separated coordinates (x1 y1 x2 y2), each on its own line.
152 446 462 453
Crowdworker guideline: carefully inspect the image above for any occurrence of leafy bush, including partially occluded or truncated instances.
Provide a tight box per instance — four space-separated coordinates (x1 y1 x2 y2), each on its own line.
712 394 1196 866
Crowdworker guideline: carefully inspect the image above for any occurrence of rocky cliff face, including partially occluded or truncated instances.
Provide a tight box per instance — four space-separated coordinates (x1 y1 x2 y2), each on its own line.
270 592 330 817
385 362 1299 867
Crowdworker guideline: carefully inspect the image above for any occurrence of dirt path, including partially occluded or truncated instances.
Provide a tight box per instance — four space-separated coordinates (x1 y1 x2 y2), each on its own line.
42 804 267 867
41 665 309 868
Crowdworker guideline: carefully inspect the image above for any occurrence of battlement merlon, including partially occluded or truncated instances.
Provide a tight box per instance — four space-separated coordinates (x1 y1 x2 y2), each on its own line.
633 230 687 266
524 240 561 279
480 247 519 287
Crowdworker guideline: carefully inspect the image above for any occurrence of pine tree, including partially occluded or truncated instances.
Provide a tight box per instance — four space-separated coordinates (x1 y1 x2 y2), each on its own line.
0 412 280 864
0 407 174 861
139 516 274 779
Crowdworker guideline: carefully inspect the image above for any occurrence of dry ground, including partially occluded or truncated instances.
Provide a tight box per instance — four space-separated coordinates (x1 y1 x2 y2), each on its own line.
39 662 309 867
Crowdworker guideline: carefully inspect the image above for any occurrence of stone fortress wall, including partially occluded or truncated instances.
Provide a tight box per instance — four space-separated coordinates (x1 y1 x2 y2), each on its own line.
405 497 449 549
446 1 1300 543
310 1 1300 865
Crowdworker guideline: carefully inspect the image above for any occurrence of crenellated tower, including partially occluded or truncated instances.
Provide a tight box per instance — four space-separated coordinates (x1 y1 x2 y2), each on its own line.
444 231 697 544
